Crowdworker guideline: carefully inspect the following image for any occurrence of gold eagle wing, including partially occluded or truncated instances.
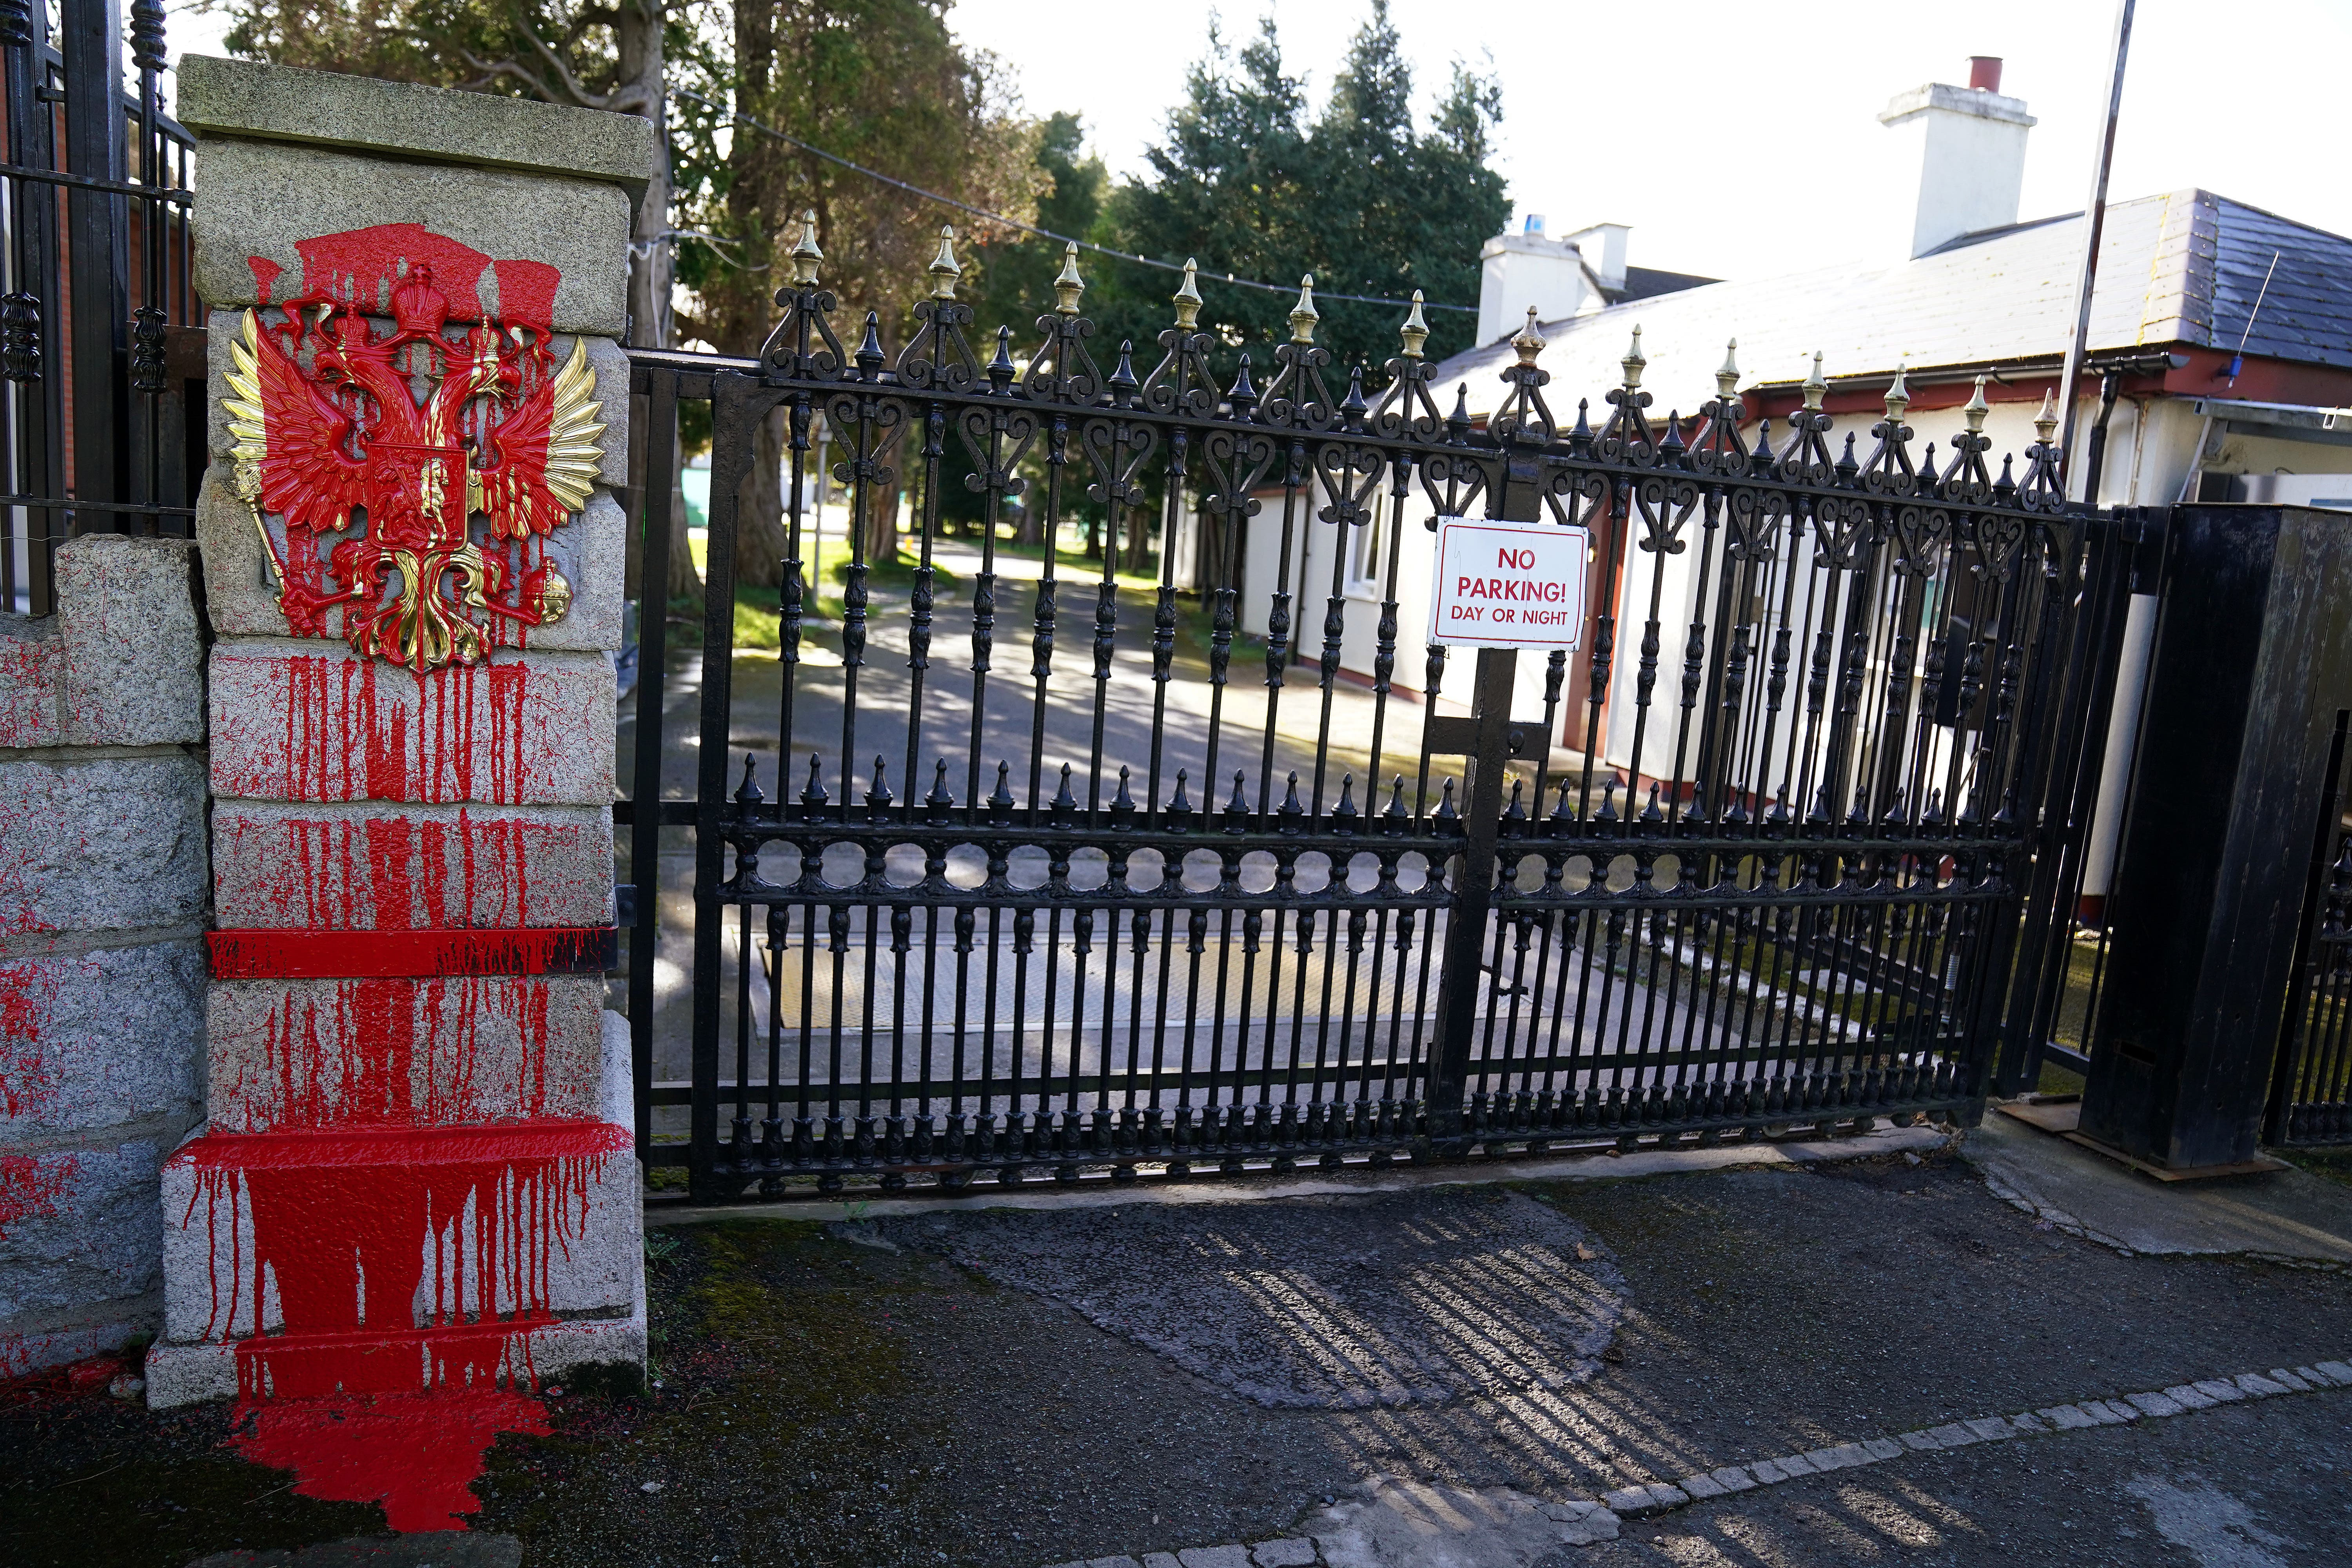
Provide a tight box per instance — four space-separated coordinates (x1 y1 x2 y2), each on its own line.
470 337 606 541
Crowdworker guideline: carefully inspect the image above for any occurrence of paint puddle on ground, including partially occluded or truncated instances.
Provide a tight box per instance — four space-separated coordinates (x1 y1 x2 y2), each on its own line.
227 1389 550 1531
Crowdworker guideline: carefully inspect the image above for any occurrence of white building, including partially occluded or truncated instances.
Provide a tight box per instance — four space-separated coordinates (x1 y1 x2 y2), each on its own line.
1241 56 2352 838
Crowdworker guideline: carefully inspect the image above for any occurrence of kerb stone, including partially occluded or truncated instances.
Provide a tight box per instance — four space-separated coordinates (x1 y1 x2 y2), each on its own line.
176 56 656 194
209 641 614 807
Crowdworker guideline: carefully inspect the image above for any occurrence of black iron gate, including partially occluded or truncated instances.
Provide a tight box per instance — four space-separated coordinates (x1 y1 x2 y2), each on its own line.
0 0 202 612
2270 712 2352 1145
624 235 2131 1200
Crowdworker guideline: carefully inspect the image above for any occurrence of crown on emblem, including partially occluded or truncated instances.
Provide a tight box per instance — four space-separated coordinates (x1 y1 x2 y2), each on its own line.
389 265 450 337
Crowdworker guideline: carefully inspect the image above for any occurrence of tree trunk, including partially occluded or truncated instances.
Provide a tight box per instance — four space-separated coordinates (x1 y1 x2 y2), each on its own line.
861 485 900 564
736 405 788 591
613 0 701 604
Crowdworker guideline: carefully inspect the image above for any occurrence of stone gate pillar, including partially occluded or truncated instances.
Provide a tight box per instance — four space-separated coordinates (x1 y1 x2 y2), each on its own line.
145 58 654 1413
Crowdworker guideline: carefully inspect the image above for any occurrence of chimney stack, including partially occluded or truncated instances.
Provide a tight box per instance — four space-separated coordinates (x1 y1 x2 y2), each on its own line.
1878 59 2036 260
1475 218 1603 345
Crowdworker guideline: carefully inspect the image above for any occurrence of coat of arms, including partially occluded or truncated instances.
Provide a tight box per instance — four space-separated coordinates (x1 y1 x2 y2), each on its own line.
221 264 604 672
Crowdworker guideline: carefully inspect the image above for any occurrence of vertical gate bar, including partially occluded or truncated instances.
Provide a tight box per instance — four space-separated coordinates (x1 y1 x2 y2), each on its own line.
628 365 679 1158
691 374 755 1197
59 0 125 529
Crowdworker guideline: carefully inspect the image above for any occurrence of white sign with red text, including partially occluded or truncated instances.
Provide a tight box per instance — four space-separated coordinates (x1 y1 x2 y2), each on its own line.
1427 516 1591 650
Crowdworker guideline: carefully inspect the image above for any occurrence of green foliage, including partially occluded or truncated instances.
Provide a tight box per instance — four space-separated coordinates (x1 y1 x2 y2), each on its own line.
1102 2 1508 376
666 0 1042 354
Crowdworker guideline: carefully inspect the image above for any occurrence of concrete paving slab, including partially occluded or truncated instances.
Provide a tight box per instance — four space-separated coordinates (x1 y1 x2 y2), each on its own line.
1961 1108 2352 1261
869 1189 1624 1410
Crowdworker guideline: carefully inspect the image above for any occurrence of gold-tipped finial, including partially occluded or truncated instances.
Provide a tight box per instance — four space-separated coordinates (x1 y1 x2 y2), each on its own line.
1512 306 1546 367
789 210 824 288
1052 241 1086 315
1715 338 1740 401
1801 351 1827 412
1620 325 1646 389
1884 361 1911 424
2033 387 2059 445
1288 274 1320 345
1399 290 1429 359
927 226 962 301
1173 258 1203 330
1962 375 1990 435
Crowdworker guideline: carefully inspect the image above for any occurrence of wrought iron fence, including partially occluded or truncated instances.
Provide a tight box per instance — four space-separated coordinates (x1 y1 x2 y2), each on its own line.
622 225 2131 1200
1 0 200 614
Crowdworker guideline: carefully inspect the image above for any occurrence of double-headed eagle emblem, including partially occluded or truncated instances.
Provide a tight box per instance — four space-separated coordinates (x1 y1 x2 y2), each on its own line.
221 265 604 672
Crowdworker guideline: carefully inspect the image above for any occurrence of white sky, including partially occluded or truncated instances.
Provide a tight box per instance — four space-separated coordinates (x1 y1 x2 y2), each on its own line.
169 0 2348 293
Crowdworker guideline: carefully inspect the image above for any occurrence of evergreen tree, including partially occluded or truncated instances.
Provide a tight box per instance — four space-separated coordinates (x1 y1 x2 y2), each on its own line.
1107 2 1506 376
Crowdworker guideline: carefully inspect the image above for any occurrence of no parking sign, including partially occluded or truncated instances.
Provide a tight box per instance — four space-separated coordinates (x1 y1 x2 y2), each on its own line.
1427 516 1591 650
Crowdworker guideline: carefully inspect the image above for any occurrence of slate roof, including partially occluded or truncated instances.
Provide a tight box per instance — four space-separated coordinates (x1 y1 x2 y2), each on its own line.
1429 191 2352 420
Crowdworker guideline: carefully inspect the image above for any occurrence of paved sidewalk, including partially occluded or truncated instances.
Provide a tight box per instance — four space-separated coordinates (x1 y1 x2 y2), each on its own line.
6 1122 2350 1566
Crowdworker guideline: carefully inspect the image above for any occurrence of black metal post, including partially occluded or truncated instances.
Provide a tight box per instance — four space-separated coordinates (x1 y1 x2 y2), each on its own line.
1425 449 1544 1145
59 0 127 526
689 373 762 1199
629 367 680 1158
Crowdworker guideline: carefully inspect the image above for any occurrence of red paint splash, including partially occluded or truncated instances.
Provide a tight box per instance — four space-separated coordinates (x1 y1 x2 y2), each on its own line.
0 1151 76 1239
0 635 62 748
229 1387 550 1530
214 650 590 807
492 260 559 335
209 973 586 1133
251 224 557 334
177 1121 624 1530
220 805 589 933
292 225 493 327
183 1122 625 1355
0 960 58 1120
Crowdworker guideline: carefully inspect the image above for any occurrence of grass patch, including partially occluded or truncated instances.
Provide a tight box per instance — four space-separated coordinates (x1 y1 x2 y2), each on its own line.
2284 1145 2352 1187
673 554 964 655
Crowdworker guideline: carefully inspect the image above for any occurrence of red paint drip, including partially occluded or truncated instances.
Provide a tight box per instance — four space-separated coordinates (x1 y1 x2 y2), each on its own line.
185 1122 626 1354
490 260 558 334
248 255 283 304
242 652 566 806
291 224 495 323
228 1387 550 1531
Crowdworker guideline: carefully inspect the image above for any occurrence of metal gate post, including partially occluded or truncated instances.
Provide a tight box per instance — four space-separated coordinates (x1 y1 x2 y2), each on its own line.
1426 449 1544 1146
1425 647 1517 1146
688 372 761 1201
59 0 127 522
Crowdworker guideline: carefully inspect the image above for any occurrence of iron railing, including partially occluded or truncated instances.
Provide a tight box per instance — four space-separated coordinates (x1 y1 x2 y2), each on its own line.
621 234 2130 1200
1 0 200 614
